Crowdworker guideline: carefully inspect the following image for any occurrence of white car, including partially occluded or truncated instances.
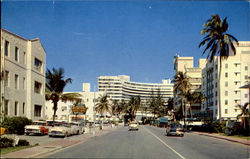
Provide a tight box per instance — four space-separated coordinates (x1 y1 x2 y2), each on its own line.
48 122 72 138
70 122 85 135
25 121 50 135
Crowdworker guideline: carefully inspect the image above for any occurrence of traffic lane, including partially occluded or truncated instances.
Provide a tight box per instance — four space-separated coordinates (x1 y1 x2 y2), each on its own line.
45 126 182 159
17 133 85 145
146 126 249 159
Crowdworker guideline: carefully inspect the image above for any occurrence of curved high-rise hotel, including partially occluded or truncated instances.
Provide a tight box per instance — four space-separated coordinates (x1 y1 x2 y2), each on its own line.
98 75 174 103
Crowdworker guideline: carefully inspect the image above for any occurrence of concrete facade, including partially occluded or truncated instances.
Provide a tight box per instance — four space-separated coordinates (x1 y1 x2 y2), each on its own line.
45 83 103 122
1 29 46 120
98 75 174 104
173 55 206 116
201 41 250 120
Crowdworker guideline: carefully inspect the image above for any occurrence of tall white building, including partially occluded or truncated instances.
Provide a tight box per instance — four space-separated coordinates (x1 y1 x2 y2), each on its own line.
1 29 46 120
201 41 250 120
45 83 103 122
173 55 206 116
98 75 174 103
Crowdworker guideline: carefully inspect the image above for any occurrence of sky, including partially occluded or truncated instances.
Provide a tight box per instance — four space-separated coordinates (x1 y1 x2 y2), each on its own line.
1 0 250 92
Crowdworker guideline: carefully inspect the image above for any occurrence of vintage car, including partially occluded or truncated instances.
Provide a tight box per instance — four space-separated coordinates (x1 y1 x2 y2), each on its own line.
25 121 49 135
129 121 139 131
70 122 85 135
48 122 72 138
166 123 184 137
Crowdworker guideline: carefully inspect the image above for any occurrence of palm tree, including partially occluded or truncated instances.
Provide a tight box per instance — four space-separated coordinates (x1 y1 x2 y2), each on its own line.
174 71 191 127
199 14 238 122
95 94 111 123
186 91 206 119
46 68 82 126
127 96 141 121
236 103 249 135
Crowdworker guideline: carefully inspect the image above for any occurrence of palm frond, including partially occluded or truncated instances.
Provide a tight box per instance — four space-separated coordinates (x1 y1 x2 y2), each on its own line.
61 93 82 103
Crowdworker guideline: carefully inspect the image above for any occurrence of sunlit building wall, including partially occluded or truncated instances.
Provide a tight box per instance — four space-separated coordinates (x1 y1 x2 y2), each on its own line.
201 41 250 120
1 29 46 120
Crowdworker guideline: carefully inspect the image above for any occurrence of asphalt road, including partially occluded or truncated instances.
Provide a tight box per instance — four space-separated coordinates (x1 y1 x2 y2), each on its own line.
44 126 249 159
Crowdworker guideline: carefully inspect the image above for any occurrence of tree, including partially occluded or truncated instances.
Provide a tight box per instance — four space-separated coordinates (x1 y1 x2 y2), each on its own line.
174 71 191 126
155 89 165 117
236 103 249 135
45 68 82 126
96 94 111 116
186 91 206 118
199 14 238 122
126 96 141 121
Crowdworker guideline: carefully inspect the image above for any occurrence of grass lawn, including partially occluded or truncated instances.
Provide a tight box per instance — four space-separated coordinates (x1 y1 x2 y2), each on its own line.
0 144 37 155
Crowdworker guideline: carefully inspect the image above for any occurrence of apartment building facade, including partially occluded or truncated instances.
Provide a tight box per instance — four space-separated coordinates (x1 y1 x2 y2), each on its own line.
98 75 174 103
1 29 46 120
201 41 250 120
173 55 206 116
45 83 103 122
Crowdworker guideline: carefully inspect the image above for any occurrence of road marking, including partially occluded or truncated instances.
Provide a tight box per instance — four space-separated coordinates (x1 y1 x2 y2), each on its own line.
144 127 186 159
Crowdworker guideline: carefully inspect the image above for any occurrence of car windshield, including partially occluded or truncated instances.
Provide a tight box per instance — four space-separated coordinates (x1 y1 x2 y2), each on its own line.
32 122 46 126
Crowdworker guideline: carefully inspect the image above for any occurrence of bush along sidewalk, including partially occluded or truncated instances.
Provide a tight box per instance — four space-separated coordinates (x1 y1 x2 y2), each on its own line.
0 116 32 135
0 136 33 155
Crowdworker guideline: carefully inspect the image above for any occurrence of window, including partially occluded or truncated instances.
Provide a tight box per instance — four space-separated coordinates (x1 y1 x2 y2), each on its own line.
245 66 248 71
225 109 228 114
34 58 42 72
15 101 18 116
225 73 228 77
15 74 19 89
23 103 25 114
15 47 19 62
225 82 228 87
215 82 217 88
215 100 218 105
245 94 248 98
235 109 237 112
225 100 228 105
215 91 217 96
245 75 249 80
5 40 9 56
225 91 228 96
23 77 26 89
4 100 8 115
225 64 228 69
34 81 42 94
215 109 218 114
34 105 42 117
23 52 26 64
4 71 9 87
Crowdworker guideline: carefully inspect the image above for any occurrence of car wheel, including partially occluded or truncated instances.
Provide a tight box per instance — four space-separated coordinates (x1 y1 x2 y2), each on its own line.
26 133 30 136
77 130 80 135
49 135 52 137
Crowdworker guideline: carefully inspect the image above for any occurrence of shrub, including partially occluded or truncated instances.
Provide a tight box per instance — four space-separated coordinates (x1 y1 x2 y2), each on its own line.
0 137 14 148
0 117 32 135
17 139 30 146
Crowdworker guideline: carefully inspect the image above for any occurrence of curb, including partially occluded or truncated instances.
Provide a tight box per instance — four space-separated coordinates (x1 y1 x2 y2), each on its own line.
192 132 250 146
1 126 120 158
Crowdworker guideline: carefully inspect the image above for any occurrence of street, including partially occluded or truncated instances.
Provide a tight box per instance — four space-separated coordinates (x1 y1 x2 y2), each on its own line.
43 126 249 159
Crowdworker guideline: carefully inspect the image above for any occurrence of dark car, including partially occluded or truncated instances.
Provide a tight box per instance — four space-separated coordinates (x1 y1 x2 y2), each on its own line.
166 123 184 137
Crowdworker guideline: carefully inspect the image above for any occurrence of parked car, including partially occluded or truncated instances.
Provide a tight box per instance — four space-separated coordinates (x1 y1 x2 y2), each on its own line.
129 121 139 131
166 123 184 137
70 122 85 135
25 121 49 135
48 122 72 138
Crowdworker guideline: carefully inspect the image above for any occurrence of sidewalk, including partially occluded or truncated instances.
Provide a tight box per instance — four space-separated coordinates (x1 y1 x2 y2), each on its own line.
192 131 250 146
1 126 120 158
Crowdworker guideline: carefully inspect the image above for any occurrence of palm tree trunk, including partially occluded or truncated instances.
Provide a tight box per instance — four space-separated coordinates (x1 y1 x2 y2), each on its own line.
52 101 58 126
218 58 222 123
190 103 193 119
